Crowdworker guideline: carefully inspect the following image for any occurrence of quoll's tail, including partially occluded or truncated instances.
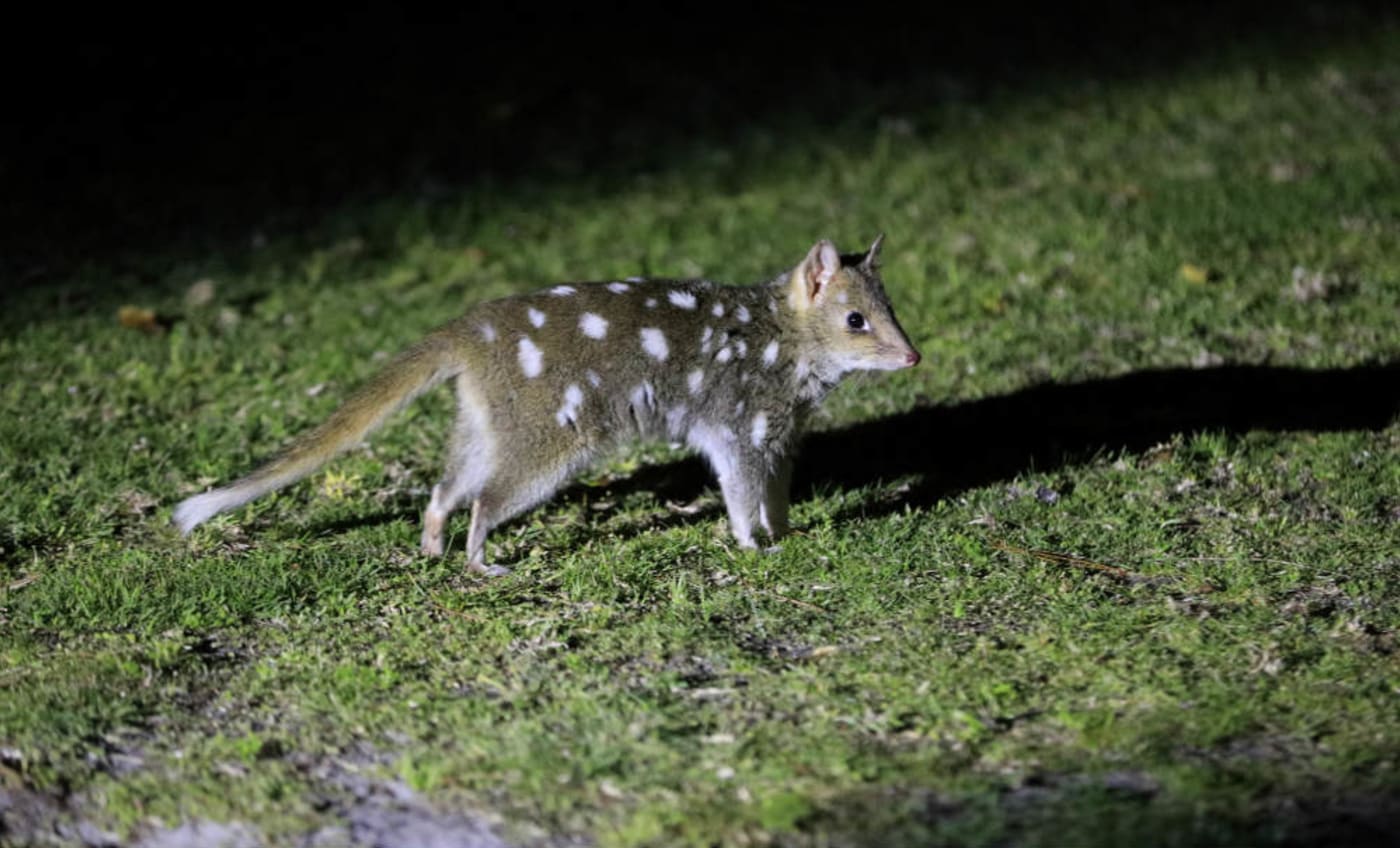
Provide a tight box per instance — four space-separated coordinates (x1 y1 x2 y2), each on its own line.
173 334 462 535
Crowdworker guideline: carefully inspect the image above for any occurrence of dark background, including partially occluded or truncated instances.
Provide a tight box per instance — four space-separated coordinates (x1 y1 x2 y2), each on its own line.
2 2 1393 288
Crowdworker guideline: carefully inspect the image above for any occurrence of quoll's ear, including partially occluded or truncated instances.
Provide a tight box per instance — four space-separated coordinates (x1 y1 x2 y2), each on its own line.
862 233 885 269
790 239 841 309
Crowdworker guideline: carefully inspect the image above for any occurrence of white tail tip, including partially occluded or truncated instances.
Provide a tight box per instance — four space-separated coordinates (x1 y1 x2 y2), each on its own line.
172 489 238 535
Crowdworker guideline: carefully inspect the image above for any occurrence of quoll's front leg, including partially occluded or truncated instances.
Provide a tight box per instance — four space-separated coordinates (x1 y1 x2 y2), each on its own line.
717 469 762 549
758 454 794 543
688 423 762 549
716 449 771 550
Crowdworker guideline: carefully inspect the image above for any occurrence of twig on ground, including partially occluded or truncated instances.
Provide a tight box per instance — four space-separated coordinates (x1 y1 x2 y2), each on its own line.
7 573 39 592
988 539 1135 580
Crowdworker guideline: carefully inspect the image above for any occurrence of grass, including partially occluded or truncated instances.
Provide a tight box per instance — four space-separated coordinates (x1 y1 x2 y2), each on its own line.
3 18 1399 847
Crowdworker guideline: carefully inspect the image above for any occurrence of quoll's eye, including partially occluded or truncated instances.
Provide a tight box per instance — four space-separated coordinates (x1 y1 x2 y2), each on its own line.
846 311 867 330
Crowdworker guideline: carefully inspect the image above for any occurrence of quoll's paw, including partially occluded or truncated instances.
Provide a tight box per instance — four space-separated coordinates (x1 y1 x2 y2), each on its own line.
763 544 784 555
470 563 512 578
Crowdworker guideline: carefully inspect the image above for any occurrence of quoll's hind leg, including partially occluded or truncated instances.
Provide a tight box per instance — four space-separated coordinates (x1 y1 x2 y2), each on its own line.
461 452 582 577
422 375 496 557
463 496 511 577
421 474 477 557
420 487 449 557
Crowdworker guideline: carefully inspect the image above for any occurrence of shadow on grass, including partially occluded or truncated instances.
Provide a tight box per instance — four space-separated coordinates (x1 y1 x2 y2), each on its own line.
800 361 1400 519
590 361 1400 524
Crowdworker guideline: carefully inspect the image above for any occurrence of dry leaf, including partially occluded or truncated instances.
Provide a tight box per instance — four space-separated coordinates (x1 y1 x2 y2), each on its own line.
119 489 160 516
117 305 163 333
666 499 705 516
1179 263 1210 285
319 470 361 501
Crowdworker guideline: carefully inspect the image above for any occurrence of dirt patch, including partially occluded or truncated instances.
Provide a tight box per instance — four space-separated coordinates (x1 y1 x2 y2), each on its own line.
1 746 576 848
1 785 119 847
130 773 524 848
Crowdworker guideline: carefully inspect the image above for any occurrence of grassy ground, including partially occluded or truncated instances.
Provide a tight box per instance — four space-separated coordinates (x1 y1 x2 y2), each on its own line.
3 17 1399 848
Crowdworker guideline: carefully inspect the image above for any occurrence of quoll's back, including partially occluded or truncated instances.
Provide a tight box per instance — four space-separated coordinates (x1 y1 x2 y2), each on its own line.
458 277 794 452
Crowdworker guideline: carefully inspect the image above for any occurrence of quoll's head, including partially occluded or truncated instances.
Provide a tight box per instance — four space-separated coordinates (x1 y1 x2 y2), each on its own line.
787 235 922 374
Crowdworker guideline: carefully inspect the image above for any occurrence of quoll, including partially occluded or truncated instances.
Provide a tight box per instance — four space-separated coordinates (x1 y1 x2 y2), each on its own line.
174 237 922 574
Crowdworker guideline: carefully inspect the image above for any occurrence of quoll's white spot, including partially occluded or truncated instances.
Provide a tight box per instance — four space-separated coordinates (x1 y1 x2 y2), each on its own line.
735 305 751 323
518 337 544 378
640 327 669 361
550 285 577 297
716 346 733 364
768 298 778 314
478 322 497 343
585 369 602 387
687 369 705 395
711 302 725 318
607 282 631 294
555 383 584 427
668 290 697 310
528 307 547 328
734 339 748 359
644 297 658 309
762 339 779 366
836 291 849 305
751 412 768 447
630 381 657 413
700 326 714 354
579 312 609 339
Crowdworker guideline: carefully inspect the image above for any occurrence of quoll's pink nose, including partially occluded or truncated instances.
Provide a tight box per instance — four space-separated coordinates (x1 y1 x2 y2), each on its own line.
906 349 922 367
